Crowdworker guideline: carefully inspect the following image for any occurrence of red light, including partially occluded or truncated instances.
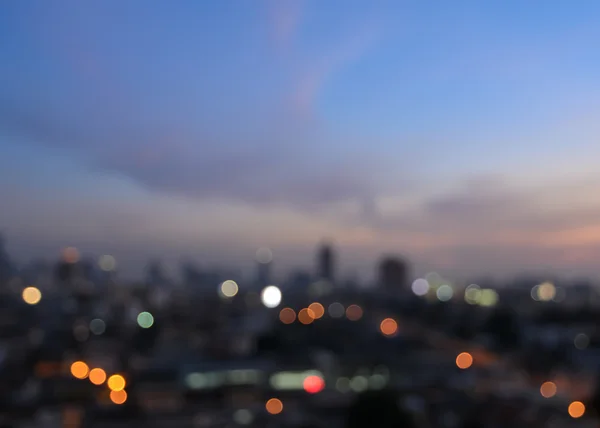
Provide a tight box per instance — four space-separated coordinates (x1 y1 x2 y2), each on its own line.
303 375 325 394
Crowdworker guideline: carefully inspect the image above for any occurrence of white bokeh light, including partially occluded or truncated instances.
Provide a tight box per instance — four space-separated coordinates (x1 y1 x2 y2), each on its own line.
261 285 282 308
411 279 429 296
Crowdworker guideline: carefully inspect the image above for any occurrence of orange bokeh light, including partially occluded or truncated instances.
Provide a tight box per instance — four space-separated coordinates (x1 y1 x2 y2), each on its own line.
266 398 283 415
89 368 107 385
456 352 473 369
279 308 296 324
568 401 585 418
308 302 325 319
540 381 557 398
298 308 315 325
346 304 363 321
380 318 398 336
110 389 127 405
70 361 89 379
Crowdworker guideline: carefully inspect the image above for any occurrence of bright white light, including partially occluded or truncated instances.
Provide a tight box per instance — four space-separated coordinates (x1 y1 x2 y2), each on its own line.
261 285 282 308
255 247 273 264
219 280 239 298
436 284 453 302
411 278 429 296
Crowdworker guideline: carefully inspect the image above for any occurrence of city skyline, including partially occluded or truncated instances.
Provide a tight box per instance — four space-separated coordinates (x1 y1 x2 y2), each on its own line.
2 1 600 279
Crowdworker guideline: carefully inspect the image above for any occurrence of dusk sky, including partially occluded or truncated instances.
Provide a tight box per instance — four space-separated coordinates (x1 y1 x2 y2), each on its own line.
2 0 600 280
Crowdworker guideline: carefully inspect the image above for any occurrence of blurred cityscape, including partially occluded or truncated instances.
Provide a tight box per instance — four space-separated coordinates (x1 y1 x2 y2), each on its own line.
1 235 600 428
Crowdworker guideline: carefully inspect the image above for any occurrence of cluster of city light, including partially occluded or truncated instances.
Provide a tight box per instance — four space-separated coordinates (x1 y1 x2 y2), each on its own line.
269 370 325 394
464 284 499 307
412 276 500 307
334 368 389 393
185 369 261 390
411 275 456 302
278 302 363 325
70 361 128 404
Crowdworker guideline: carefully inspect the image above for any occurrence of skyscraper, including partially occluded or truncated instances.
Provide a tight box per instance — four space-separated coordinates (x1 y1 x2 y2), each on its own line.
378 256 409 293
316 243 335 283
0 235 14 286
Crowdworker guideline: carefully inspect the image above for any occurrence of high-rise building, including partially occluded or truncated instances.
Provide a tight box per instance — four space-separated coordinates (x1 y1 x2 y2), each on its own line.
146 260 168 287
317 243 335 283
0 235 13 286
378 256 409 293
256 261 270 287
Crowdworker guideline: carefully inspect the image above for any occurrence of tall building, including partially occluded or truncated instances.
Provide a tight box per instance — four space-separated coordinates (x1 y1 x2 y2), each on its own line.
378 256 409 293
316 243 335 283
0 235 13 286
146 260 168 287
256 261 270 287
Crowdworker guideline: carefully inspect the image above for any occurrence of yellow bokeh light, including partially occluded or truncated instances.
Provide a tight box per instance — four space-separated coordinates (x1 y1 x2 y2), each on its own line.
107 374 126 391
70 361 89 379
22 286 42 305
568 401 585 418
308 302 325 319
110 389 127 405
89 368 107 385
537 282 556 302
456 352 473 369
540 381 557 398
380 318 398 336
265 398 283 415
279 307 296 324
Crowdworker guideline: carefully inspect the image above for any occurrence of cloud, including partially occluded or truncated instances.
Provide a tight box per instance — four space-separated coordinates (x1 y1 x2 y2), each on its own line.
360 175 600 250
0 98 397 211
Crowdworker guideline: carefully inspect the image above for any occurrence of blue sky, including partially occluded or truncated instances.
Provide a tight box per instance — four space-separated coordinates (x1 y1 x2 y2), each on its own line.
2 0 600 280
